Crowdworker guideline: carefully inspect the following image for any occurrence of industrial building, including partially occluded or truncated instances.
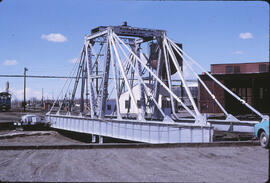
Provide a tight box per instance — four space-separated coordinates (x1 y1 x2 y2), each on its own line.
198 62 270 115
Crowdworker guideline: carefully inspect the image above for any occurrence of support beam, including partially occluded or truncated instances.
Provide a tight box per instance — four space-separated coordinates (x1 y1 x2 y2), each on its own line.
70 53 84 112
113 32 196 119
153 39 163 119
92 134 96 143
169 41 230 117
109 32 140 118
127 60 135 115
99 136 103 144
85 40 96 118
80 59 87 113
134 44 146 120
86 30 108 40
162 42 179 119
168 37 269 122
113 33 169 120
98 38 111 119
164 38 201 118
108 39 122 119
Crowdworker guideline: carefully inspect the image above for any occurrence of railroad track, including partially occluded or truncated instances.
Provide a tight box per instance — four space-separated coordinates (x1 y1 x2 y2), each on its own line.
0 141 260 150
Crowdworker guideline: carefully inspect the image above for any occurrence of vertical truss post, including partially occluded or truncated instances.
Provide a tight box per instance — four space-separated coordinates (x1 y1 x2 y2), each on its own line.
134 44 146 120
126 47 136 116
162 43 179 119
127 60 135 115
99 36 111 119
85 71 89 112
85 39 95 118
153 38 164 119
80 59 87 114
89 42 104 98
108 39 122 119
96 59 99 95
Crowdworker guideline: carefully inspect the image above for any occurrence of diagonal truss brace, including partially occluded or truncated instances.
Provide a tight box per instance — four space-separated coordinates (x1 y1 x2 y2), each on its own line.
113 32 198 120
111 33 171 122
167 37 269 123
85 39 96 118
109 31 141 120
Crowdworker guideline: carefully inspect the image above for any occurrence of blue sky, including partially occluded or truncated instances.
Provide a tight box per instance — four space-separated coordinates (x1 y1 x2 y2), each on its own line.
0 0 268 100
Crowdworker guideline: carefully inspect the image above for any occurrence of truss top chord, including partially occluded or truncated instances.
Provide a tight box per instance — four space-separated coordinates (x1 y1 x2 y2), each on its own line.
89 24 166 41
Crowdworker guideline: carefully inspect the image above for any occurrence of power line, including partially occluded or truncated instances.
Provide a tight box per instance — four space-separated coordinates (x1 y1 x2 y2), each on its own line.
0 74 78 79
0 74 197 82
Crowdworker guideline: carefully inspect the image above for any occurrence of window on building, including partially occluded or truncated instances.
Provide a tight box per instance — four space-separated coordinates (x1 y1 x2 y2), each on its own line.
234 66 240 73
259 64 266 72
125 100 130 109
137 100 141 109
107 104 111 110
225 66 233 74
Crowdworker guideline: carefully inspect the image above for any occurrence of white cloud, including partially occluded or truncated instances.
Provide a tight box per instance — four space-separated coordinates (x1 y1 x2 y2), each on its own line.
41 33 67 42
68 57 79 64
234 50 244 55
239 32 253 39
3 59 18 66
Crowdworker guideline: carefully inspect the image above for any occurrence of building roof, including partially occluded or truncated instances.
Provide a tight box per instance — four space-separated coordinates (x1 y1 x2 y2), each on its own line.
210 62 269 75
211 61 269 66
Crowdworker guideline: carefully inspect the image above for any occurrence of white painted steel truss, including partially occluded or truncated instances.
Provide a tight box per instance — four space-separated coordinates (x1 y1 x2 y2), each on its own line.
46 24 268 143
47 115 213 143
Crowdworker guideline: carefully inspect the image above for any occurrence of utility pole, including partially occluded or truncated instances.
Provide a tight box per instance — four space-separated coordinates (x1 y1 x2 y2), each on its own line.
41 88 44 106
23 67 28 112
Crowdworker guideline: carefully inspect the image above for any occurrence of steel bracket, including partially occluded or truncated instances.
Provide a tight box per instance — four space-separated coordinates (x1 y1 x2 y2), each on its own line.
261 115 269 123
225 114 240 122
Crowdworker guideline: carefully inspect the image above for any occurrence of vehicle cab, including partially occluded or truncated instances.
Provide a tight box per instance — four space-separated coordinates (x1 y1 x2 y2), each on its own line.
21 114 42 126
254 120 269 148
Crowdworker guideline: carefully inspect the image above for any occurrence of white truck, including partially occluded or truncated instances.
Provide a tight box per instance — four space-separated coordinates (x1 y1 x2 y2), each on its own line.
14 114 50 128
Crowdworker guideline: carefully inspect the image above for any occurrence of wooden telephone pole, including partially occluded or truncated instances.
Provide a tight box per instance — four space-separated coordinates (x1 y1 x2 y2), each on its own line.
23 67 28 112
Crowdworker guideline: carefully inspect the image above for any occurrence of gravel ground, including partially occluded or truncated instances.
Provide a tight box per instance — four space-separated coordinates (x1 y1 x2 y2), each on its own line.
0 139 268 182
0 131 85 145
0 130 268 182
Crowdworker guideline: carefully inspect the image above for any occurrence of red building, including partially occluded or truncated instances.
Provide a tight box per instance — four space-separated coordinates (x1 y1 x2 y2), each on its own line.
198 62 269 115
